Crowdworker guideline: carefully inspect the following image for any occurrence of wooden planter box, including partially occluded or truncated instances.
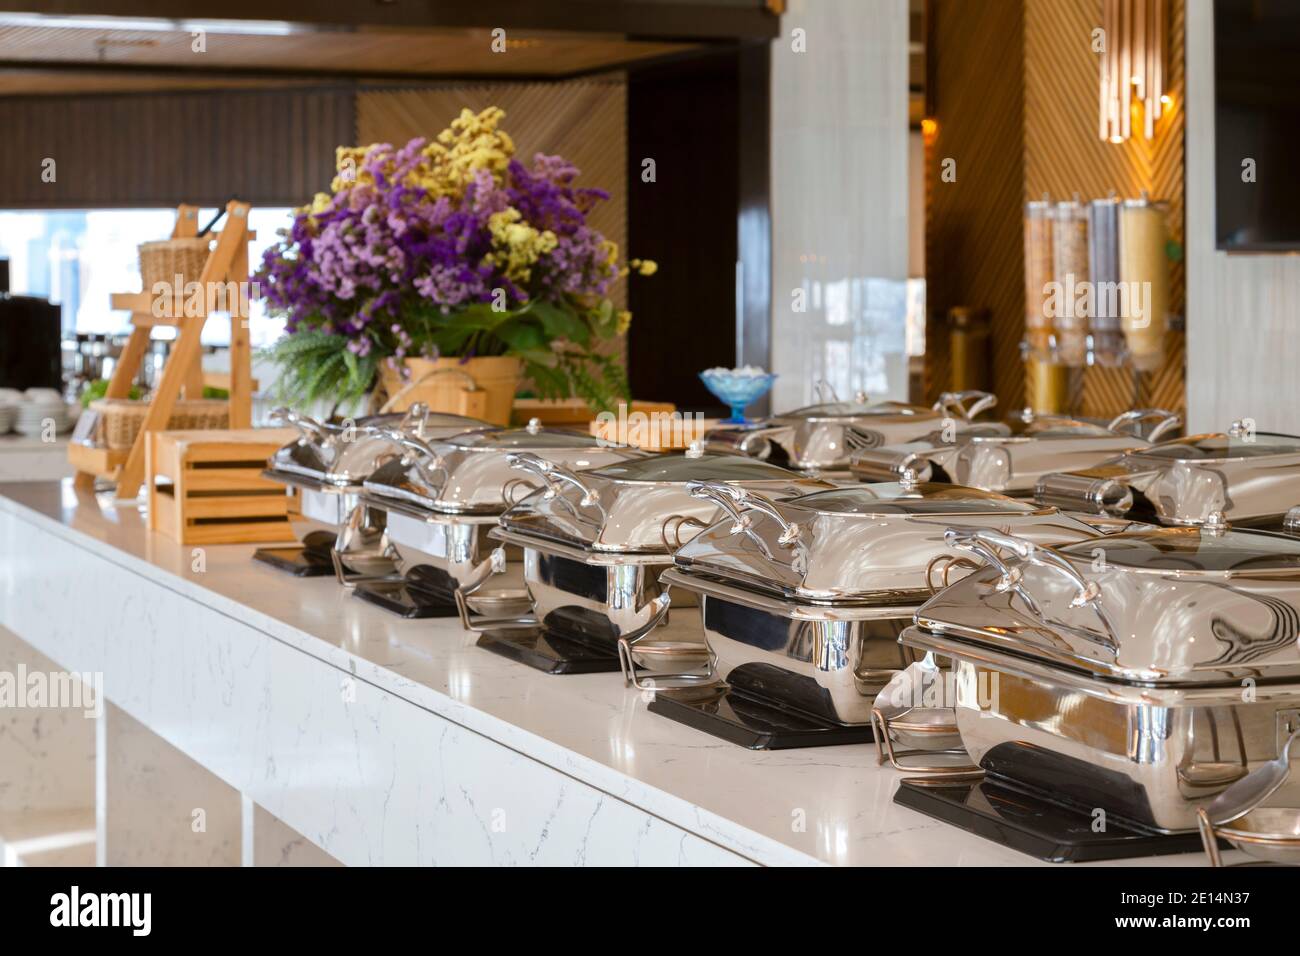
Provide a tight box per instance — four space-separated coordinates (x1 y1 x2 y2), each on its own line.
147 428 298 545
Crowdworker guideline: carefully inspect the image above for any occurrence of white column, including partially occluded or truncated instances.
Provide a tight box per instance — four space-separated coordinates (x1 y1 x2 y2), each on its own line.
770 0 910 411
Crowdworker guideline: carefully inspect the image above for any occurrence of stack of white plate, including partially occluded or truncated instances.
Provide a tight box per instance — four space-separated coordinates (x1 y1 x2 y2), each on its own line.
14 389 72 437
0 388 26 435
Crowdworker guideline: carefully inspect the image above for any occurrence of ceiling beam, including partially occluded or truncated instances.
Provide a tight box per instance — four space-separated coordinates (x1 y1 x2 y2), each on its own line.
0 1 781 41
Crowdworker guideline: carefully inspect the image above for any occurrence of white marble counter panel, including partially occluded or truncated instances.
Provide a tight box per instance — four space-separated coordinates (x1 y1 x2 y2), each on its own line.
0 481 1222 866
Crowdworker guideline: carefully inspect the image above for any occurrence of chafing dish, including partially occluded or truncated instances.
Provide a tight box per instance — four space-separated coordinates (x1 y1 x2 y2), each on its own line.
485 449 831 676
903 524 1300 833
655 481 1101 748
353 419 641 620
851 407 1182 496
256 404 489 576
1036 423 1300 530
702 390 997 476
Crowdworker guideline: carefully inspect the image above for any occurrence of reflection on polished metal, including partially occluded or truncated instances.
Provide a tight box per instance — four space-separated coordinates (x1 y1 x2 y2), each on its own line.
1036 427 1300 529
331 501 400 588
662 482 1101 729
870 657 981 777
702 389 998 475
265 403 489 494
492 451 831 678
359 422 640 624
1198 729 1300 867
903 524 1300 833
851 406 1181 496
260 403 492 582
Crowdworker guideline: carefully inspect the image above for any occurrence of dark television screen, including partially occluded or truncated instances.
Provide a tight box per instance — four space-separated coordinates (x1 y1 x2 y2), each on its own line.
1215 0 1300 251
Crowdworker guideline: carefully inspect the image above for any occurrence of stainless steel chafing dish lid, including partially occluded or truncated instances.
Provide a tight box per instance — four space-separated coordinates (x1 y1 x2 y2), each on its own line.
872 409 1180 494
361 424 637 515
774 399 923 423
909 526 1300 688
497 452 830 555
264 407 488 489
1035 429 1300 523
671 482 1100 604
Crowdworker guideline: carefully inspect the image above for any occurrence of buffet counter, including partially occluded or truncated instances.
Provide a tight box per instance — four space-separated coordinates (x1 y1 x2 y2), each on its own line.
0 480 1217 867
0 434 72 483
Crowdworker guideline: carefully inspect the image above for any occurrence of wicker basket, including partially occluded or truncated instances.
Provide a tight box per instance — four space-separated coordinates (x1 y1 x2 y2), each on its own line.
90 398 230 450
138 238 212 292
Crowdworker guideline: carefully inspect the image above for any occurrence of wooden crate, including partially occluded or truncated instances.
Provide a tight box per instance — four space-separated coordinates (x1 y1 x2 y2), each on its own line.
147 428 298 545
511 398 676 428
589 414 720 452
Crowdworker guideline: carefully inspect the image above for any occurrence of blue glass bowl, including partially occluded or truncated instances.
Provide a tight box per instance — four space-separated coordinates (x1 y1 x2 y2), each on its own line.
699 370 778 425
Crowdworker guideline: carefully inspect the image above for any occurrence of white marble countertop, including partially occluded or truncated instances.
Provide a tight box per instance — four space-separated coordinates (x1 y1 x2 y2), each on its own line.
0 480 1222 867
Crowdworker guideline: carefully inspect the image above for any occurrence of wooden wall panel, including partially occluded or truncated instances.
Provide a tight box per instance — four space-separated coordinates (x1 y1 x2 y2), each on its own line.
0 88 353 208
1024 0 1186 418
924 0 1026 409
357 81 628 365
926 0 1186 419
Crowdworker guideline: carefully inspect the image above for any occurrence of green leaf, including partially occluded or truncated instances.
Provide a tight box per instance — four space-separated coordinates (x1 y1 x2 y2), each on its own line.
530 300 590 346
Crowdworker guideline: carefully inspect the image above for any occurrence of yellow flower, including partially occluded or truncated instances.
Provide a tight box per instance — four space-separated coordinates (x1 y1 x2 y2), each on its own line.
616 310 633 335
600 240 619 267
409 107 516 198
629 258 658 277
484 208 557 285
332 145 381 192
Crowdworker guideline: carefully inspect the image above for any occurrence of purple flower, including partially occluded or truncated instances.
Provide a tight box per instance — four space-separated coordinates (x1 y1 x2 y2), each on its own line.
254 133 622 361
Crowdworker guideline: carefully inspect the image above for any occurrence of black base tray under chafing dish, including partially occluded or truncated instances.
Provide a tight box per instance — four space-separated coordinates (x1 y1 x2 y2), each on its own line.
475 626 623 675
894 776 1213 863
646 665 877 750
351 565 459 620
251 531 338 578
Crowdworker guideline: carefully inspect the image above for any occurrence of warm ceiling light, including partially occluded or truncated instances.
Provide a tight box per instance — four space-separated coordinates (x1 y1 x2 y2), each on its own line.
1099 0 1167 142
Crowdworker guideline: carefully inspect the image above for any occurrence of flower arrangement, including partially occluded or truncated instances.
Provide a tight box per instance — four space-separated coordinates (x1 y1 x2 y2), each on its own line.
258 107 653 412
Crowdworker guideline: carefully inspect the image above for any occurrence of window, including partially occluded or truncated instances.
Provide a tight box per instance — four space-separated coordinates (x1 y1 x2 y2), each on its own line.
0 206 293 348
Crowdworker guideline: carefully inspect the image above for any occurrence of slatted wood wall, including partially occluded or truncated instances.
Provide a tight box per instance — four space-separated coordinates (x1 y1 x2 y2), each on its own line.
1024 0 1186 418
925 0 1186 418
0 88 353 207
924 0 1027 409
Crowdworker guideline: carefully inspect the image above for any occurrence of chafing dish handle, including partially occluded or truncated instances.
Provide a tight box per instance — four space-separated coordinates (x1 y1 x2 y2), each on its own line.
506 452 600 508
943 527 1118 649
452 546 537 632
270 406 328 444
1107 408 1181 442
934 390 997 422
944 527 1100 607
686 482 803 547
378 428 447 488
